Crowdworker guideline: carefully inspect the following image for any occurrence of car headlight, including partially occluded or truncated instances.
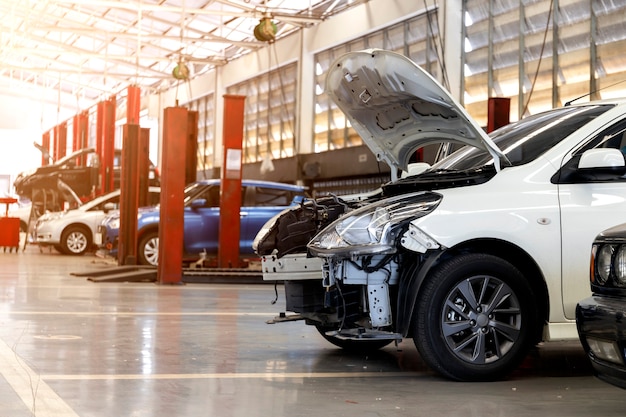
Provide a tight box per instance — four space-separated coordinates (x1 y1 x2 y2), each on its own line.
40 212 64 222
614 245 626 286
107 217 120 230
595 244 614 285
308 192 441 258
592 243 626 288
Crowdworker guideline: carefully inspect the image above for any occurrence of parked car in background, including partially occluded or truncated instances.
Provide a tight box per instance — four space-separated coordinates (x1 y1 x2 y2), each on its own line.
253 49 626 382
97 179 306 266
36 187 160 255
577 224 626 389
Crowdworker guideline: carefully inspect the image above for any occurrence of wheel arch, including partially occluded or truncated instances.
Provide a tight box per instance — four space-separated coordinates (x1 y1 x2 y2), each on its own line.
398 238 549 344
62 223 93 241
137 225 159 241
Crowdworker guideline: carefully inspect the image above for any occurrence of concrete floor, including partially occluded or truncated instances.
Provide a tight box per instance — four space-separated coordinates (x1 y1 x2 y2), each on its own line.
0 245 624 417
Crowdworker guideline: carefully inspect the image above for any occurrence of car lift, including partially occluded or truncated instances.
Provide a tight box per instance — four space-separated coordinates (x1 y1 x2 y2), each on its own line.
81 95 258 284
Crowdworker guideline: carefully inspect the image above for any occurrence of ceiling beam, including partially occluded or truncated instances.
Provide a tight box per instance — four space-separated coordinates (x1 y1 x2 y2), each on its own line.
3 46 229 65
53 0 326 24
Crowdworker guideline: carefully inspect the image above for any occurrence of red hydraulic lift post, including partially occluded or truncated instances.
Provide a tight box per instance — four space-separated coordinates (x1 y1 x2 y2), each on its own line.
157 106 188 285
96 100 115 195
118 124 141 265
138 128 151 207
102 97 116 194
52 127 58 162
117 86 143 265
41 131 51 165
80 111 90 149
126 86 151 206
72 115 80 153
72 111 94 197
127 85 141 125
218 95 246 269
186 111 199 185
487 97 511 133
73 111 89 152
96 101 104 178
54 122 67 162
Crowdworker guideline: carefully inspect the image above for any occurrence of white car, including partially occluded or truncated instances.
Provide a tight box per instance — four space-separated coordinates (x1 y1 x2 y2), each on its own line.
36 187 160 255
254 49 626 382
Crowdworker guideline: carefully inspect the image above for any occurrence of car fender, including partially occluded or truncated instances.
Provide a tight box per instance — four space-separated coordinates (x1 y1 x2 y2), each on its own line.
396 249 446 336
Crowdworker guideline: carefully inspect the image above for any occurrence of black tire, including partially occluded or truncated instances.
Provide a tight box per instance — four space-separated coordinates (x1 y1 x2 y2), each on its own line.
315 325 393 352
60 225 91 255
413 253 537 382
138 231 159 266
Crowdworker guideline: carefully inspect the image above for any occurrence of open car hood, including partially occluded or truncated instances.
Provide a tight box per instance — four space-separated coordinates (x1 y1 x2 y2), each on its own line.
326 49 509 177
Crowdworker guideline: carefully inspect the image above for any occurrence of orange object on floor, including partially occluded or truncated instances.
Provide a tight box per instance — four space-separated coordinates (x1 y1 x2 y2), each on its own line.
0 197 20 252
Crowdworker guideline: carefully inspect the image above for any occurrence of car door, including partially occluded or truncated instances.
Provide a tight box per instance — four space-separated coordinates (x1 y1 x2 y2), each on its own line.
558 117 626 319
183 184 223 254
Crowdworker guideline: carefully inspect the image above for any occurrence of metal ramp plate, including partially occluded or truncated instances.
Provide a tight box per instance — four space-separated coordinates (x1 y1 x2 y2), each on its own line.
72 266 263 284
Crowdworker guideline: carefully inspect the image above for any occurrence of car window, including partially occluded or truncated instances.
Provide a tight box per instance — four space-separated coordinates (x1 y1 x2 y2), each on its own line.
432 105 614 171
204 186 221 207
244 186 292 207
574 120 626 156
184 182 213 203
552 118 626 184
185 185 226 208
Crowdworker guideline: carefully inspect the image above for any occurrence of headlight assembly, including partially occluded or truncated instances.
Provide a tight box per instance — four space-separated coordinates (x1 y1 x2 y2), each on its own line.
614 245 626 286
109 218 121 230
596 244 614 285
308 192 442 258
592 242 626 288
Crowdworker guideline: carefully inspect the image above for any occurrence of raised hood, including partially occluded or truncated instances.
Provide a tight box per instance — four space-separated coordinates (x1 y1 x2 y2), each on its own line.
325 49 509 178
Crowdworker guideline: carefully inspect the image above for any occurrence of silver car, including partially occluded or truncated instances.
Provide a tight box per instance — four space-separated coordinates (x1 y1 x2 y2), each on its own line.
36 187 160 255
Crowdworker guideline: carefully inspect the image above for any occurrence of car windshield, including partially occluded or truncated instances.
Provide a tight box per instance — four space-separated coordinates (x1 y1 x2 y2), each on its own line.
183 182 218 205
430 104 614 171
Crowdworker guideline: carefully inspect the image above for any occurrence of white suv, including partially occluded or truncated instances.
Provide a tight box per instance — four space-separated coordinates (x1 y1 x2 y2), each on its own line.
254 49 626 382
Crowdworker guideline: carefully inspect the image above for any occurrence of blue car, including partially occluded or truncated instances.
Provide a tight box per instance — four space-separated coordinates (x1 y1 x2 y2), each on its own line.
97 179 306 266
577 223 626 389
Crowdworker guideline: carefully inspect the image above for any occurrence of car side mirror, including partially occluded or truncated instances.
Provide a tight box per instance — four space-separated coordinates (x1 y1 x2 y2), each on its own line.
576 148 626 179
103 202 116 213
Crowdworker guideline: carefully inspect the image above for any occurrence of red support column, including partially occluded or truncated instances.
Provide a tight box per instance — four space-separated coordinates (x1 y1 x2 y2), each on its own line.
138 128 151 207
80 110 90 149
75 111 89 166
127 85 141 125
52 127 58 162
186 111 199 185
41 131 51 165
157 107 188 285
53 123 67 162
96 102 104 162
118 124 141 265
219 95 246 269
102 98 116 193
72 115 80 153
